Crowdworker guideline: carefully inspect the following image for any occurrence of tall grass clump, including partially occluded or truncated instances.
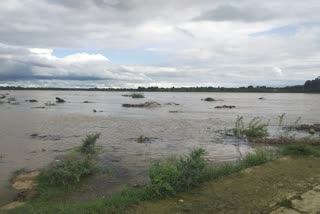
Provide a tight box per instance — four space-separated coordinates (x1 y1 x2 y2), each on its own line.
38 134 101 187
80 133 101 155
234 117 269 139
39 158 96 186
148 148 208 197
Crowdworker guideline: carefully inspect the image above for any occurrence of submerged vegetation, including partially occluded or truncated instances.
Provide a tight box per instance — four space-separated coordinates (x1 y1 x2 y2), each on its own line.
39 134 100 187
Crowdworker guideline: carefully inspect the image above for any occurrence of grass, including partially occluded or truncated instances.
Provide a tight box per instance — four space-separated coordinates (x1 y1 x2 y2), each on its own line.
38 157 96 186
80 133 101 155
280 144 320 157
38 134 101 187
7 140 320 214
277 198 293 208
8 148 279 214
234 116 269 139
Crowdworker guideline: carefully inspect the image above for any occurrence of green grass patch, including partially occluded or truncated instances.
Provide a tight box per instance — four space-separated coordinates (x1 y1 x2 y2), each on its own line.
280 144 320 157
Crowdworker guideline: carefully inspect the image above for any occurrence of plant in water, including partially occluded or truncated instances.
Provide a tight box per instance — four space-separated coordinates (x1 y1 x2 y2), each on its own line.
278 113 286 127
137 135 148 144
80 133 101 155
130 93 145 99
39 157 96 186
234 117 268 138
234 116 244 137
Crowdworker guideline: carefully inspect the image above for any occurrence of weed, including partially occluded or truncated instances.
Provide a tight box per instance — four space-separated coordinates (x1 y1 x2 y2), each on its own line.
80 133 101 155
234 117 268 138
277 198 292 208
39 157 96 186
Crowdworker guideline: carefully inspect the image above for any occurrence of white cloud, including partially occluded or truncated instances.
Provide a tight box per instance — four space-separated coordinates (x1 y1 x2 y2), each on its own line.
0 0 319 87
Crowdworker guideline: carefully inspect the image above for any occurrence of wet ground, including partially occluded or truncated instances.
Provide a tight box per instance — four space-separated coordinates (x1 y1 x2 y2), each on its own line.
132 157 320 214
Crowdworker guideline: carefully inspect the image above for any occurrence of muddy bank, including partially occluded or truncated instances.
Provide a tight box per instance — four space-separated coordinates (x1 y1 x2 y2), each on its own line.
132 157 320 213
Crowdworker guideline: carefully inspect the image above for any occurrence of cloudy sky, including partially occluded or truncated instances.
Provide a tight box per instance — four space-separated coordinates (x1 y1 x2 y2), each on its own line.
0 0 319 88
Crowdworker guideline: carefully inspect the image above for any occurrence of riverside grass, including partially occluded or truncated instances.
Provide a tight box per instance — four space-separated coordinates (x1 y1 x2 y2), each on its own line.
7 145 320 214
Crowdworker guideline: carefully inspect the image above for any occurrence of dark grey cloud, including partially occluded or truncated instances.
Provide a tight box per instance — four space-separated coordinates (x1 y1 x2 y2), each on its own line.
193 4 276 22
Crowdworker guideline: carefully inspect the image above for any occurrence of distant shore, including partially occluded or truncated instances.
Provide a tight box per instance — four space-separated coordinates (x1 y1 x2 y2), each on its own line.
0 86 319 93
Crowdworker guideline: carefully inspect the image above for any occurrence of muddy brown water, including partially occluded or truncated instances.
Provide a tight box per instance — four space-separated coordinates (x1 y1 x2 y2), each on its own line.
0 91 320 205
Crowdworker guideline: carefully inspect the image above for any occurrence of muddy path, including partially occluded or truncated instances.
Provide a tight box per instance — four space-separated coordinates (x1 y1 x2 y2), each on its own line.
132 157 320 214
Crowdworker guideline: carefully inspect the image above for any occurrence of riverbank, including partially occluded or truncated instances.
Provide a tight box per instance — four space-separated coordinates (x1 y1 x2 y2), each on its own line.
133 156 320 213
2 144 320 213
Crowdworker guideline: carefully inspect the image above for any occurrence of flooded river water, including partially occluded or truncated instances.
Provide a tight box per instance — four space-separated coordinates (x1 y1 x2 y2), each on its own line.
0 91 319 205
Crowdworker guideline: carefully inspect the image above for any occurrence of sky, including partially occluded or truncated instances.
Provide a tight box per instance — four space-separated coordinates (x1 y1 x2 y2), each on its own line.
0 0 319 88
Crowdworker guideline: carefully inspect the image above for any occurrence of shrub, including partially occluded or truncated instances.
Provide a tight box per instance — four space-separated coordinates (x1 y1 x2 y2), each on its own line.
149 148 207 197
80 133 101 155
39 158 96 186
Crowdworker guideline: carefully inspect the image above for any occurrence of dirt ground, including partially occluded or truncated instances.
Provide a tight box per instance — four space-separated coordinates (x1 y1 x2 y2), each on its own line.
132 157 320 214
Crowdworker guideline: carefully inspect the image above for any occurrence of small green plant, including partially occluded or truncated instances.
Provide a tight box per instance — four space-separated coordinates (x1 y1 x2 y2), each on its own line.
80 133 101 155
130 93 145 99
277 198 292 208
39 158 96 186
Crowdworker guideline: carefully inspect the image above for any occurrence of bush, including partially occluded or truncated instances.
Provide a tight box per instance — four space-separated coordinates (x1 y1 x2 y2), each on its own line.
39 158 96 186
149 148 207 196
80 133 100 155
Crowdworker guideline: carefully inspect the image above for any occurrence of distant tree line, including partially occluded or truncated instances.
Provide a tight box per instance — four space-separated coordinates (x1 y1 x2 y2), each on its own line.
304 77 320 92
0 77 319 93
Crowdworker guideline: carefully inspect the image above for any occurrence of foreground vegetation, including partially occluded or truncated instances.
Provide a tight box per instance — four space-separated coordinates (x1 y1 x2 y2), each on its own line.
6 141 320 214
